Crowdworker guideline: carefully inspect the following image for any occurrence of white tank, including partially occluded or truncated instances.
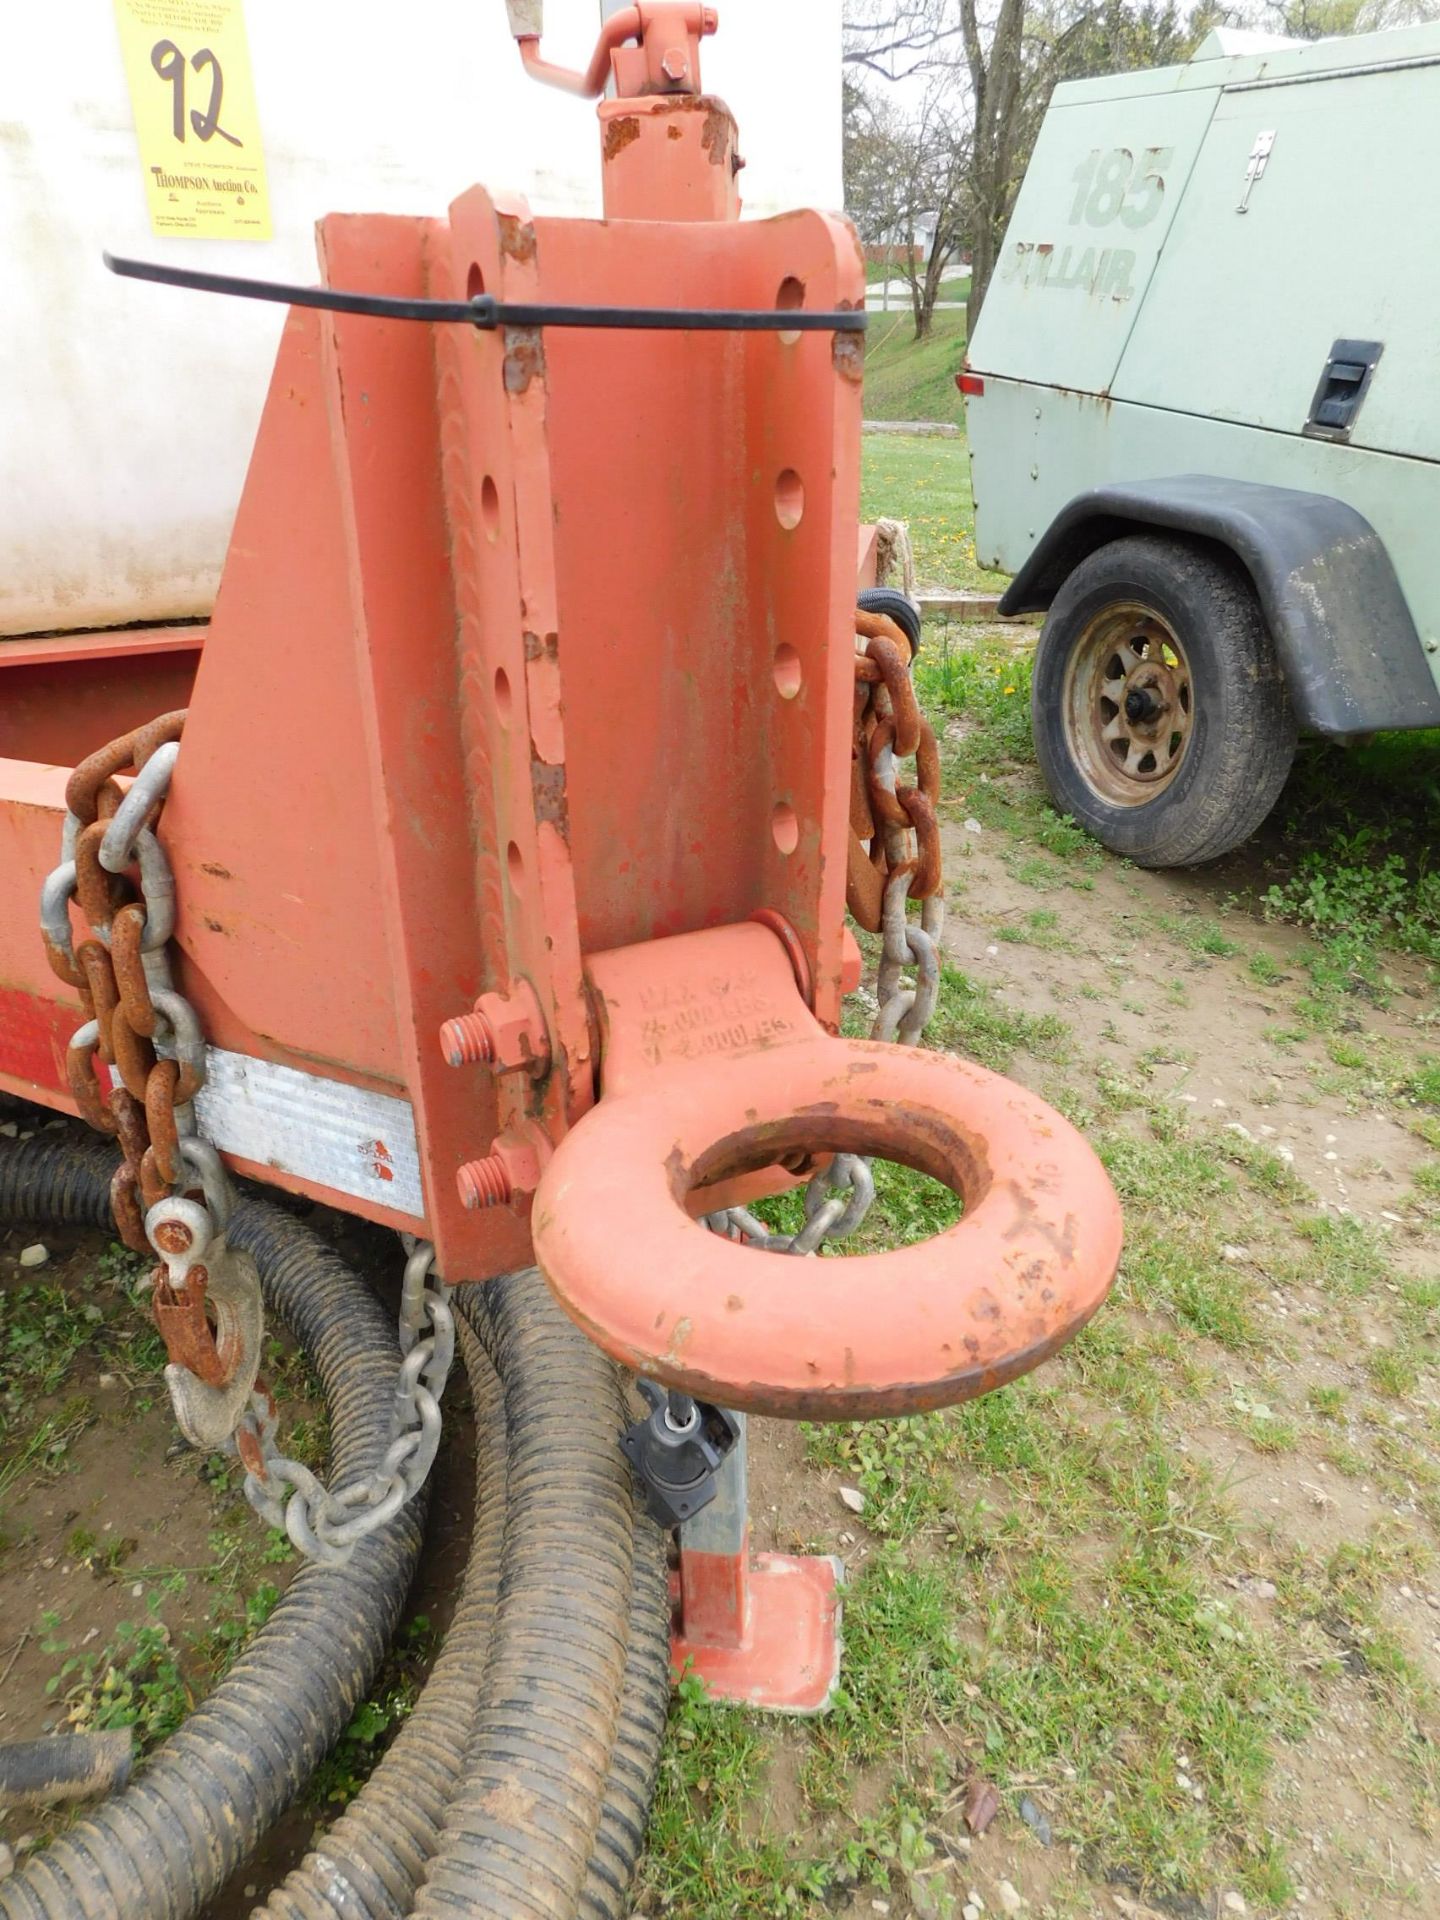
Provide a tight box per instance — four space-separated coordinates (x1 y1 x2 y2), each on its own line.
0 0 842 636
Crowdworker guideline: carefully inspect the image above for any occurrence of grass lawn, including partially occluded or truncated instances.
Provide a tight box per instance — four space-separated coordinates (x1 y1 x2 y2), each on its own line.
862 306 968 425
860 431 1009 596
633 634 1440 1920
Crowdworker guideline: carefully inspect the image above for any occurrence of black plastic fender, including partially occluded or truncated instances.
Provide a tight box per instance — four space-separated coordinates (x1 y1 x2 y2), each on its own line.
999 476 1440 735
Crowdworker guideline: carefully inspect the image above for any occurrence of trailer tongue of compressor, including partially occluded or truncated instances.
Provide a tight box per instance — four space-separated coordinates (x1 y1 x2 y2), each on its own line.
2 0 1122 1709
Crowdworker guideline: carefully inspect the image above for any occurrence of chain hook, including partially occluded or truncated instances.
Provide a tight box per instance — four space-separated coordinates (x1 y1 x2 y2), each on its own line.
146 1194 265 1452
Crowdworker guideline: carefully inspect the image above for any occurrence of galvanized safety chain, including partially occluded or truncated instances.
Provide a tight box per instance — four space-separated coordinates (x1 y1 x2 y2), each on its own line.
38 717 454 1563
238 1243 456 1565
705 1152 877 1255
708 600 945 1257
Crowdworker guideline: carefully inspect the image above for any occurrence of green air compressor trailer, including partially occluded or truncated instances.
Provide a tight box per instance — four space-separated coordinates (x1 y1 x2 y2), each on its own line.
964 22 1440 866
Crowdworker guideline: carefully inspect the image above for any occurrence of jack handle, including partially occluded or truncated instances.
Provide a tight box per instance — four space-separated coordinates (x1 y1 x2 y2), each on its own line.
505 2 718 99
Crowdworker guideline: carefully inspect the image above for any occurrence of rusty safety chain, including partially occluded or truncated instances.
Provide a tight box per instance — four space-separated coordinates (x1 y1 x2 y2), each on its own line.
38 719 454 1563
708 602 945 1255
37 712 273 1459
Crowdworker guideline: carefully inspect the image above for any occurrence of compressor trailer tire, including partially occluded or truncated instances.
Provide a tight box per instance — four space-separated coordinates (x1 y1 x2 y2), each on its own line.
1030 534 1297 867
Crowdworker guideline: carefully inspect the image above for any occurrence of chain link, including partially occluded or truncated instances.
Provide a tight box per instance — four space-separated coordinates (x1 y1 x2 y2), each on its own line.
35 715 434 1564
238 1244 455 1565
709 597 945 1258
40 722 455 1562
39 711 209 1249
39 715 277 1454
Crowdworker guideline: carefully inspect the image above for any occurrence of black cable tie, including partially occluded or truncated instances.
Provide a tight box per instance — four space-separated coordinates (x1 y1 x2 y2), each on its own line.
103 252 867 333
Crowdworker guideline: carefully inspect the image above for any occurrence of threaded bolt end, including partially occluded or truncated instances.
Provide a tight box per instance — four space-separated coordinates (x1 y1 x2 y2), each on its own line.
457 1155 512 1210
439 1010 498 1067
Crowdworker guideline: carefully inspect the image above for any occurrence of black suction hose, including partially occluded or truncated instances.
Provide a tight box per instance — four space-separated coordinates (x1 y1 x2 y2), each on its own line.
0 1134 424 1920
409 1278 652 1920
0 1132 669 1920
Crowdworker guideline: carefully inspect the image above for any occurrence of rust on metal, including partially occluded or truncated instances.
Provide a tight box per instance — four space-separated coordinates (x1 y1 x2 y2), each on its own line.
832 327 865 384
699 102 734 167
846 609 945 930
497 212 538 264
529 758 569 831
65 739 133 828
145 1062 183 1185
604 114 641 159
73 821 121 931
110 1089 150 1170
109 904 154 1036
502 325 545 396
151 1263 235 1387
66 1041 115 1134
108 1005 155 1102
150 1216 194 1255
110 1164 147 1253
42 713 203 1257
76 941 118 1050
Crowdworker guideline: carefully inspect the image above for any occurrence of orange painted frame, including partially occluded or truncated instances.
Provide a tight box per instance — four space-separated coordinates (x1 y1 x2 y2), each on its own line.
0 157 866 1282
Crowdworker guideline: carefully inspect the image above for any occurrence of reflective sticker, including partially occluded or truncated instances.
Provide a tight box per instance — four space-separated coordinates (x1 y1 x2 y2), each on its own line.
192 1050 425 1218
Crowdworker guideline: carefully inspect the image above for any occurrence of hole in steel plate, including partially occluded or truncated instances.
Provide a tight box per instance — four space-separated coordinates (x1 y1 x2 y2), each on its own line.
776 274 805 345
773 643 803 700
774 469 804 531
771 801 800 855
480 475 500 541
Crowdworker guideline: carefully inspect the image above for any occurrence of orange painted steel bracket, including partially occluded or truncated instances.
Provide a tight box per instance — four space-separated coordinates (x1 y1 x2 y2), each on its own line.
0 9 863 1278
533 921 1121 1419
671 1414 843 1716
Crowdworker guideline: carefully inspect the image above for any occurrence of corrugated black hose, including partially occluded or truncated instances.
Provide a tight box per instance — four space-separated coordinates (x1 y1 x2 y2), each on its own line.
0 1131 668 1920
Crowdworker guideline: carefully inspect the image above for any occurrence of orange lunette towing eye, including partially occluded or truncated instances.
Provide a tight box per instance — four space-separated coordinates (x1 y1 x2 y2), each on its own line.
534 922 1120 1419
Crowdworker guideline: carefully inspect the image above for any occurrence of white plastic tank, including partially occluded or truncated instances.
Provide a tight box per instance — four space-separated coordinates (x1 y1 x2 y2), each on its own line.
0 0 843 636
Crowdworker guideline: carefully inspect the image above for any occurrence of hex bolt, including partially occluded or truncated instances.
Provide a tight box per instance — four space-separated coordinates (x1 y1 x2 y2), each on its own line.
661 46 689 80
439 1009 498 1068
438 983 549 1075
457 1155 513 1210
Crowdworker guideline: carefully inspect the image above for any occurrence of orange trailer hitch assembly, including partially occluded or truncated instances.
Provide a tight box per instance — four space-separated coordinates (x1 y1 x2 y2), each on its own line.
0 1 1121 1709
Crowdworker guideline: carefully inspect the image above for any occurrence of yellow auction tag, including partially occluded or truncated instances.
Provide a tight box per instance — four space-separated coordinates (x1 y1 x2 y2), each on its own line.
112 0 271 240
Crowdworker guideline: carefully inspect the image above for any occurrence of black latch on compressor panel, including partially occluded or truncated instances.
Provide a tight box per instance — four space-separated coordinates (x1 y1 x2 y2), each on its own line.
1304 339 1384 442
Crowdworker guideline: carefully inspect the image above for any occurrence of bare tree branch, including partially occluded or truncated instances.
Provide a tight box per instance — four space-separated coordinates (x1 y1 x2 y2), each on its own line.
844 0 963 79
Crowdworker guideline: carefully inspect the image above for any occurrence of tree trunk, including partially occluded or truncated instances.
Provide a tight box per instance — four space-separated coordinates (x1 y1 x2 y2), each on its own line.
914 228 950 341
908 236 926 337
967 223 997 341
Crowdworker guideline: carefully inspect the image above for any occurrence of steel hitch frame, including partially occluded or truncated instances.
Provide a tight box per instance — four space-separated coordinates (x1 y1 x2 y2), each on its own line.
0 0 1124 1698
